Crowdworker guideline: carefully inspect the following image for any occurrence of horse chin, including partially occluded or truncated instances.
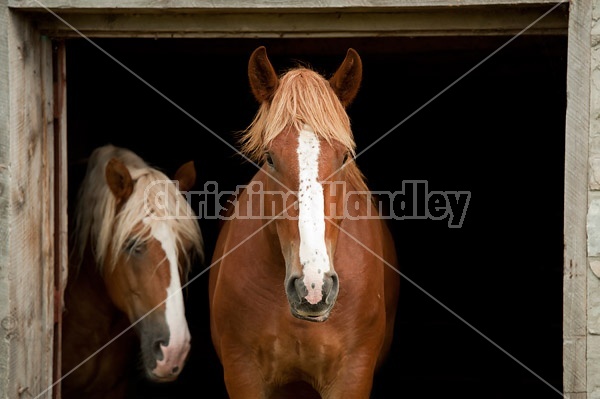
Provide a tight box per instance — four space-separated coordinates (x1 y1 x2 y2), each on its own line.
146 370 178 383
290 307 331 323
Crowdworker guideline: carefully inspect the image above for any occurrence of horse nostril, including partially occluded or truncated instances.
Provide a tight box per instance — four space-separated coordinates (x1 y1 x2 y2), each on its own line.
330 273 338 290
294 278 307 296
285 276 305 304
325 272 339 304
153 339 166 360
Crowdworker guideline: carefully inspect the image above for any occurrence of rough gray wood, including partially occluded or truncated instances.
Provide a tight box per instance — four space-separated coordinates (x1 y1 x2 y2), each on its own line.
564 0 591 396
0 3 11 396
0 9 56 399
52 39 68 399
28 7 568 38
7 0 568 11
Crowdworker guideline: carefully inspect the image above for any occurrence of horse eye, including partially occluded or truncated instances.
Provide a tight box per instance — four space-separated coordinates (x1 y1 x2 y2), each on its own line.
124 239 143 255
265 153 274 167
342 153 350 164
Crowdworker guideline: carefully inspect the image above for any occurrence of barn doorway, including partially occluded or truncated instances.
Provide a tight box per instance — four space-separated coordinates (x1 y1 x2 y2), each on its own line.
65 35 566 398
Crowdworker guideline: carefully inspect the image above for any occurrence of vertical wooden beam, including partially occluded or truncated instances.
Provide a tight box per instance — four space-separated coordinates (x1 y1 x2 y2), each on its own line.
0 2 12 395
40 31 56 399
564 0 591 396
52 39 67 399
0 9 56 399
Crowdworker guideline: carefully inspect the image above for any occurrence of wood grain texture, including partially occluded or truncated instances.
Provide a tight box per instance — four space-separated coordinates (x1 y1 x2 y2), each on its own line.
564 0 591 396
29 6 568 38
51 39 67 399
7 0 567 11
0 3 11 396
0 10 56 399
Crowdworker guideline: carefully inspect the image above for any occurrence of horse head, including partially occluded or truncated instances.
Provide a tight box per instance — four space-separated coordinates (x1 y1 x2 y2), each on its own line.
244 46 363 322
101 155 200 381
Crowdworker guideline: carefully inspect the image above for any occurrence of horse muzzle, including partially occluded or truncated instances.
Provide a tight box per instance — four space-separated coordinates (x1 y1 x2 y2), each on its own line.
149 336 191 382
139 317 191 382
285 272 339 322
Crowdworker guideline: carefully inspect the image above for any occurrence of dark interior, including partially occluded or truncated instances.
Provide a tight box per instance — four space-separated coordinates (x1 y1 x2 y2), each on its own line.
65 34 566 398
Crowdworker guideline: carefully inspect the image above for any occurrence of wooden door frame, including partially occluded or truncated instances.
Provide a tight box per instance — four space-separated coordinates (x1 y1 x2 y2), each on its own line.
0 1 580 397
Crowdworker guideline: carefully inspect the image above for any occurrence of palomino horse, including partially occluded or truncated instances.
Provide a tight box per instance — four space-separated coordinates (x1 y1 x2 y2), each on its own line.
62 144 204 398
209 47 400 398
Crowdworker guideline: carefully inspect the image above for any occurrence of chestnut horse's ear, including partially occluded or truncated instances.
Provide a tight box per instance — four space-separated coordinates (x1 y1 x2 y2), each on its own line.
105 158 133 203
173 161 196 192
248 46 279 103
329 48 362 108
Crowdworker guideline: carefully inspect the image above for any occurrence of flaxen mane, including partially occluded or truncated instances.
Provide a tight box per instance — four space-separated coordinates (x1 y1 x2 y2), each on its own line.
239 67 369 193
72 145 203 277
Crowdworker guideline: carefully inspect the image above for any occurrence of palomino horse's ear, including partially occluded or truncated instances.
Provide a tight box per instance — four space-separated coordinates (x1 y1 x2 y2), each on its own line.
173 161 196 192
329 48 362 107
105 158 133 203
248 46 279 103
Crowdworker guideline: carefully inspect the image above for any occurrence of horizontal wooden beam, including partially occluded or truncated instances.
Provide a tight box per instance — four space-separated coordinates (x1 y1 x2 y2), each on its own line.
25 6 568 38
8 0 568 12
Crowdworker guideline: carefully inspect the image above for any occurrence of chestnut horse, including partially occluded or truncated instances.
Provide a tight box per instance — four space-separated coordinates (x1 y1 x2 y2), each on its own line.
62 145 204 398
209 47 400 398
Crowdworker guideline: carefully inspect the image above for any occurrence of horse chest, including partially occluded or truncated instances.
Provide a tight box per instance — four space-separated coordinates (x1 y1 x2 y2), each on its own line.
255 333 345 384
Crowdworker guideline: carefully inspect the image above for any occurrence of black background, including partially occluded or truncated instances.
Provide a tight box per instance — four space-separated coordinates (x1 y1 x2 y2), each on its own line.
65 33 566 398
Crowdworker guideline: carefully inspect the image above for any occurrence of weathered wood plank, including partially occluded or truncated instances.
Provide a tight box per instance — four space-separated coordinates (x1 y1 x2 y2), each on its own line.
40 33 55 399
563 0 591 395
564 337 586 394
51 38 67 399
0 2 12 396
565 393 588 399
0 10 56 399
7 0 569 11
30 7 568 38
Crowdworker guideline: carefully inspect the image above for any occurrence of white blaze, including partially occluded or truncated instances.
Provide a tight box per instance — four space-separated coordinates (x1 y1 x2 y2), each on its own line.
297 125 331 305
148 220 190 371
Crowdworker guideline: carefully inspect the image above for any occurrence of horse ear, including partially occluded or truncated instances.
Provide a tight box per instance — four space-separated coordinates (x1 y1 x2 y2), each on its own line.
329 48 362 107
248 46 279 103
105 158 133 202
173 161 196 192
